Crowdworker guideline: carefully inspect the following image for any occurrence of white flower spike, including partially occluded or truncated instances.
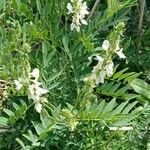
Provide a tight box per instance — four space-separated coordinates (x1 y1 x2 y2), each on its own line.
67 0 89 32
14 68 48 113
29 82 48 113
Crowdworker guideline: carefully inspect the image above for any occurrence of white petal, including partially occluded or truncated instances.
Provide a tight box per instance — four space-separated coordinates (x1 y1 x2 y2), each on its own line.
92 56 104 76
35 102 42 113
102 40 110 51
81 2 89 15
99 71 106 84
38 87 49 95
95 56 104 63
67 3 73 14
116 48 126 59
80 2 89 16
80 18 87 25
14 80 23 90
105 61 114 77
76 25 80 32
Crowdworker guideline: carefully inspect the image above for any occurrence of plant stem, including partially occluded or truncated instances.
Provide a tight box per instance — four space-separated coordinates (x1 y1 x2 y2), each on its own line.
88 0 101 19
137 0 145 51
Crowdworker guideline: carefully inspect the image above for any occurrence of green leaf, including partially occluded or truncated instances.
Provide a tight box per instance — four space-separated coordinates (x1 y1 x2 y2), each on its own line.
0 0 5 11
48 82 60 90
118 72 135 81
12 102 20 110
130 79 150 99
95 101 106 117
122 101 138 114
62 36 72 61
32 122 44 135
16 138 26 150
36 0 42 14
23 130 38 143
102 98 116 114
124 73 141 83
113 68 129 79
3 108 14 116
103 81 114 91
0 117 8 126
110 101 128 116
109 82 121 92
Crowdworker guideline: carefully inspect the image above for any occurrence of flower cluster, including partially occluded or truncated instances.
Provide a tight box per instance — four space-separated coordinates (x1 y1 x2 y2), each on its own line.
67 0 89 32
14 68 48 113
85 39 126 86
90 55 114 85
102 40 126 59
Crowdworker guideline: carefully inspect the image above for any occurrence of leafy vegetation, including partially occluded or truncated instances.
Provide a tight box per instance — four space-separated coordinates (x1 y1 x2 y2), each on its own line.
0 0 150 149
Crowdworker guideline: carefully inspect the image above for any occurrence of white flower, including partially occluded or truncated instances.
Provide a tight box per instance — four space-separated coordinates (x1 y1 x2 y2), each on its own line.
71 14 81 32
29 83 48 101
116 48 126 59
102 40 110 51
105 61 114 77
14 67 48 113
29 83 48 113
91 55 106 84
34 102 42 113
80 2 89 17
115 40 126 59
29 68 48 113
67 0 89 32
14 78 23 90
30 68 39 81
